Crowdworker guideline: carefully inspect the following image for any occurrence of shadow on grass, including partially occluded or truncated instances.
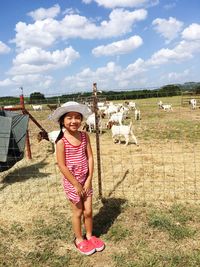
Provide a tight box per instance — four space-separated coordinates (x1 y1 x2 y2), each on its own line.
108 169 129 198
0 159 50 191
93 197 127 237
92 169 129 236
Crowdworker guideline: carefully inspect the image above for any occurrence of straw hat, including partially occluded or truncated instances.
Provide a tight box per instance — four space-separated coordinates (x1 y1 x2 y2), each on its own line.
50 101 92 122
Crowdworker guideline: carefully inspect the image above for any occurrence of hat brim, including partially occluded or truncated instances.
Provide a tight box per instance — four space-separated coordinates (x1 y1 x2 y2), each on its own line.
50 103 92 122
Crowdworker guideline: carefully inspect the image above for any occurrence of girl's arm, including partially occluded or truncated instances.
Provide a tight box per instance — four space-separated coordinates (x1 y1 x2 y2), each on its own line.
56 139 84 196
83 133 94 192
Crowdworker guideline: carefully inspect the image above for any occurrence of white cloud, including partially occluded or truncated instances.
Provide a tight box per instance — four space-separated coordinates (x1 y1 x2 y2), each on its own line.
0 41 11 54
63 8 80 15
13 8 147 51
82 0 159 8
13 20 60 51
62 62 121 91
97 9 147 37
8 47 79 75
27 4 60 21
147 40 200 66
62 59 147 92
147 48 177 65
0 74 54 96
152 17 183 43
92 35 143 56
182 23 200 40
167 69 190 83
116 58 146 85
12 74 53 89
0 78 13 87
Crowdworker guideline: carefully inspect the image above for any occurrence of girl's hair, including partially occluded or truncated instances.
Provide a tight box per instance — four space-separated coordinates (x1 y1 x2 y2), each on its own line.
55 112 83 143
55 114 65 143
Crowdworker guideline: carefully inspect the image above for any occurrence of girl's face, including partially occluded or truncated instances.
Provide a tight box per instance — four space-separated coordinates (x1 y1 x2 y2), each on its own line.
63 112 82 132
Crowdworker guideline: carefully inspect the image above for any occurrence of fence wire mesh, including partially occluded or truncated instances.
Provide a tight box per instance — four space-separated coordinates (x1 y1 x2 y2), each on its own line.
0 94 200 216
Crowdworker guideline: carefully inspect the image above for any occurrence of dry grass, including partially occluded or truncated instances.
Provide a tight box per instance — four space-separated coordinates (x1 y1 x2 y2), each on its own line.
0 96 200 266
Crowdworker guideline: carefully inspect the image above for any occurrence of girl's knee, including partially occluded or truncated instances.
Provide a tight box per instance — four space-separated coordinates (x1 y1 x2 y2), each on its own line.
73 209 83 219
83 209 92 218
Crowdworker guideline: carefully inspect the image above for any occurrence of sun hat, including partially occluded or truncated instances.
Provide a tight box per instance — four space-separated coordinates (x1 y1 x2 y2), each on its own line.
50 101 92 122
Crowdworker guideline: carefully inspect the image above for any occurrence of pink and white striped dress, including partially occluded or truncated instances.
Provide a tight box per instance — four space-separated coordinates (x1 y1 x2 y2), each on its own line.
62 131 93 204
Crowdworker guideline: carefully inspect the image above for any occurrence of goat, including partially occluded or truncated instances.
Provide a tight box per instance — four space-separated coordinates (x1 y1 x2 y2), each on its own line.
106 111 125 126
128 101 136 110
37 130 61 153
83 113 103 134
103 104 119 118
32 104 43 111
161 104 173 111
135 109 141 120
108 121 138 146
189 99 197 110
3 105 13 109
157 100 163 109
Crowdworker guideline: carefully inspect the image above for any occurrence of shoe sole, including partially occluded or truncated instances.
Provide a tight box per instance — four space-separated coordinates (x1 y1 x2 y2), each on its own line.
79 248 96 255
95 245 105 252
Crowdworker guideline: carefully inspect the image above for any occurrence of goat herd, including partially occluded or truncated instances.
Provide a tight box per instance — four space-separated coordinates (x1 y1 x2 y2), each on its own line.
35 97 198 149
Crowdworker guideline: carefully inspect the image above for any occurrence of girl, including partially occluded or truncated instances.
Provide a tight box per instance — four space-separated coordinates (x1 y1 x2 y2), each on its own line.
51 101 105 255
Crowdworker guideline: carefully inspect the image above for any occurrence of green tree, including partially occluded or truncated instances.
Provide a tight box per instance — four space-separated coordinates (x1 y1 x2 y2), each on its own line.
195 85 200 94
159 84 181 97
30 92 45 103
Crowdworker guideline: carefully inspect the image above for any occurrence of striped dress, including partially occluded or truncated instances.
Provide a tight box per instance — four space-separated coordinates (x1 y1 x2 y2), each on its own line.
62 131 93 204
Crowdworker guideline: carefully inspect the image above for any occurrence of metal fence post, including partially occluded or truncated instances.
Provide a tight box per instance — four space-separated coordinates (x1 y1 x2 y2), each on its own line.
92 83 102 199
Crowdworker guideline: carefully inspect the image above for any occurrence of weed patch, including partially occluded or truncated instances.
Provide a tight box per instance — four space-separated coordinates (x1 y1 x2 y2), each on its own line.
148 204 196 240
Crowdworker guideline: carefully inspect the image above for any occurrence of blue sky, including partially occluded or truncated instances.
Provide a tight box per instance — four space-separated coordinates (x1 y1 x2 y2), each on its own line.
0 0 200 97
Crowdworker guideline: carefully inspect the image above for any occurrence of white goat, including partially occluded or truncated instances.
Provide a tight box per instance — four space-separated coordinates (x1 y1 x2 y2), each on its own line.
32 104 43 111
108 121 138 146
3 105 13 109
157 100 163 109
128 101 136 110
161 104 173 111
103 104 119 118
83 113 103 134
107 111 125 126
135 109 141 120
189 99 197 110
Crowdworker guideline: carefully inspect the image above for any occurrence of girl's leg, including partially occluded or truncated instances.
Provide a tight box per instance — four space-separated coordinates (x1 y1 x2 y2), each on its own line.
83 196 105 251
83 196 93 239
70 200 84 244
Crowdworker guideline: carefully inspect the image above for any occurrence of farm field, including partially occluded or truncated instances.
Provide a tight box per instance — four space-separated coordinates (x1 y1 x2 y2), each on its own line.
0 95 200 266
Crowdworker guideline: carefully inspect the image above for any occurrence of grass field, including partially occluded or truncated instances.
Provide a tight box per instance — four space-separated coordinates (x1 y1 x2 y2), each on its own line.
1 201 200 266
0 95 200 266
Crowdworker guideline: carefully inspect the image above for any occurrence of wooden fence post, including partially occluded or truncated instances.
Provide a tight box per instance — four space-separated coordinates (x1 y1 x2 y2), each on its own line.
92 83 102 200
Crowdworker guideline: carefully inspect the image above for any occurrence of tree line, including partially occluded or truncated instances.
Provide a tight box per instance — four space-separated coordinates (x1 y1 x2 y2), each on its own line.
1 82 200 106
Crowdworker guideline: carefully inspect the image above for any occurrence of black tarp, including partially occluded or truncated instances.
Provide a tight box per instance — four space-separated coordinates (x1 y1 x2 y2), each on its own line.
0 110 29 172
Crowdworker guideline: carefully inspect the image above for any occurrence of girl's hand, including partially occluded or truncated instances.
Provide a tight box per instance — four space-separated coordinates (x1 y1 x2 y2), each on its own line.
83 179 92 194
74 183 84 197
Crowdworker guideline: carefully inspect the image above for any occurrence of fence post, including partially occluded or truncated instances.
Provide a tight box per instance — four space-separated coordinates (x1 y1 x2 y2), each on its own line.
92 83 102 200
20 94 32 160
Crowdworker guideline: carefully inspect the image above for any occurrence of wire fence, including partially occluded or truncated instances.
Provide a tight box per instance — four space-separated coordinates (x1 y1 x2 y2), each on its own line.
0 91 200 214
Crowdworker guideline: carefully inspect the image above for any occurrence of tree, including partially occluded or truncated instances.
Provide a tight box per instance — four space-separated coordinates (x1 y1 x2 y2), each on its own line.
195 85 200 94
30 92 45 103
159 84 181 97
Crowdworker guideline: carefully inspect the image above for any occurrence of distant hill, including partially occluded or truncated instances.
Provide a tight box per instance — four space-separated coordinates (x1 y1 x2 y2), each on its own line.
179 82 200 92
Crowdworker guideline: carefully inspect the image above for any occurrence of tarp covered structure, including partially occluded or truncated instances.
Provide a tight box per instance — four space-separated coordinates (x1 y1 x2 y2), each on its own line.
0 110 29 172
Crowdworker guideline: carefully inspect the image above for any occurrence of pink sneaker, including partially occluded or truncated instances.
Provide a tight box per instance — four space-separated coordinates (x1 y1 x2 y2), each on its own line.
75 239 96 255
88 236 105 252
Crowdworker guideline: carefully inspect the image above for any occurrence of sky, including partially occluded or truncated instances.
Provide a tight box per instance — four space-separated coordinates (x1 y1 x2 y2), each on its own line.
0 0 200 97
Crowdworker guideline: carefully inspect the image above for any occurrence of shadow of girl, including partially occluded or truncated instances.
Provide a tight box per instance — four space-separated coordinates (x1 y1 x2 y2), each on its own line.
93 197 127 237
